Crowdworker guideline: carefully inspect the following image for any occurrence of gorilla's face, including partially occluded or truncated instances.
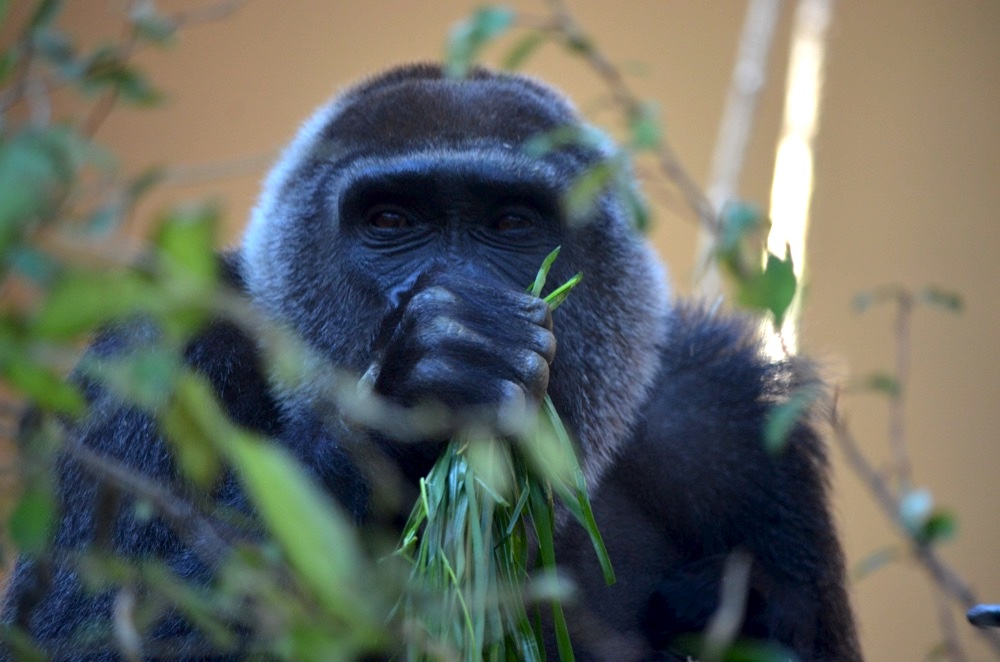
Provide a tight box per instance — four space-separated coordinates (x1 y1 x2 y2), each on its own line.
337 156 564 307
244 64 670 480
246 67 597 368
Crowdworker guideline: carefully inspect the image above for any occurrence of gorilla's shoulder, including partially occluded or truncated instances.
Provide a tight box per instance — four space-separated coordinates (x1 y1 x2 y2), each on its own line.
656 302 773 392
78 248 278 436
642 300 822 445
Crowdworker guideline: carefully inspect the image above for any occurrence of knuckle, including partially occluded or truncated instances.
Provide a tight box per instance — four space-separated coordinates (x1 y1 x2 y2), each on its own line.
532 327 557 362
429 316 481 344
523 296 552 327
411 356 453 386
496 379 527 410
514 350 550 395
404 286 458 324
411 285 457 308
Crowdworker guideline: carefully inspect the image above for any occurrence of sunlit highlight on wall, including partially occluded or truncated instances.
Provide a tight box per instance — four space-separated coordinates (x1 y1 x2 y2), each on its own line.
767 0 833 352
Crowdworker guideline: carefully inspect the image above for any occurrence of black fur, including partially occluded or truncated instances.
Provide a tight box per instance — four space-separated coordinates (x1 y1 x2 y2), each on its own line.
2 64 861 660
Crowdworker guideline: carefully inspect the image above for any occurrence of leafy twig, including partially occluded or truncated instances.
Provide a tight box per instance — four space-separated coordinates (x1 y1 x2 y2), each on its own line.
695 0 782 296
830 399 1000 654
541 0 719 236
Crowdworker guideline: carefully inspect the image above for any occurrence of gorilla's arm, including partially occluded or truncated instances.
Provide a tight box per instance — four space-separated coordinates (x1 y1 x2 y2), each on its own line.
556 305 861 661
1 256 367 657
2 252 552 656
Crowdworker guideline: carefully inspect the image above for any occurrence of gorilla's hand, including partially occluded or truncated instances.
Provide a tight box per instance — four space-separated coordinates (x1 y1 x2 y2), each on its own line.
370 270 556 434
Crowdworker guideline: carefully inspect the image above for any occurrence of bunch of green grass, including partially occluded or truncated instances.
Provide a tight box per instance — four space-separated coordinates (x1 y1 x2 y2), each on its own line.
395 249 614 661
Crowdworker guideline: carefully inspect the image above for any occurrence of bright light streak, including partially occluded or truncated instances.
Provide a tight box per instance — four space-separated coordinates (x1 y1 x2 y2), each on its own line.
767 0 833 352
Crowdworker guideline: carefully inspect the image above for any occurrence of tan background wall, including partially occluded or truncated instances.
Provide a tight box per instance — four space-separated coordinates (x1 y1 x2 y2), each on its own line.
38 1 1000 659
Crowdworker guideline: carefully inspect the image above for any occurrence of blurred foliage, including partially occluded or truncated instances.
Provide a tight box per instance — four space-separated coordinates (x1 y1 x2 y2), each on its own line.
0 1 395 658
0 2 616 659
0 0 980 660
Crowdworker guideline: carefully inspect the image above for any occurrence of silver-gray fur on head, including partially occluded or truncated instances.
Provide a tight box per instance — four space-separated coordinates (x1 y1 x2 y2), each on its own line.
243 63 670 485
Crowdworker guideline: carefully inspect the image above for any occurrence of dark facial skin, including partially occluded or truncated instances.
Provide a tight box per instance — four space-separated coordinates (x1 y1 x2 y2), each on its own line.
343 164 560 435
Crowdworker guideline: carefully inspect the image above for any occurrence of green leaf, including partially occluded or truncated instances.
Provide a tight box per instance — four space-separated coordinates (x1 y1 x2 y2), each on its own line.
31 27 74 66
564 160 614 223
528 479 573 661
165 373 377 638
720 639 800 662
920 287 963 313
229 431 373 624
852 546 903 581
852 284 906 313
0 126 112 250
80 48 162 105
0 624 47 661
853 372 901 397
529 246 561 297
763 383 822 453
160 371 222 489
717 202 765 261
541 395 614 586
31 269 153 339
154 203 219 291
0 350 84 415
543 272 582 311
28 0 63 29
5 246 59 285
524 124 604 158
735 249 797 326
83 203 120 236
0 131 67 249
126 165 166 201
131 7 177 44
85 347 179 411
564 33 593 55
919 510 957 545
0 52 15 86
619 174 650 232
502 32 544 70
9 479 56 554
630 102 662 150
446 6 516 78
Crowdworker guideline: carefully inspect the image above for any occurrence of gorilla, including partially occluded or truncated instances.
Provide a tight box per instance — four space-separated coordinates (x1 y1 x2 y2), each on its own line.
2 63 861 660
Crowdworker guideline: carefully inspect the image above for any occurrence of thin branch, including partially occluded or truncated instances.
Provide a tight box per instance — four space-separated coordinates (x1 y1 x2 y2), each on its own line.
86 0 252 137
701 550 753 661
932 584 967 662
166 0 250 29
0 32 37 115
81 15 141 139
66 441 234 568
24 70 52 126
830 402 1000 653
696 0 784 296
542 0 719 236
890 292 914 489
113 584 144 662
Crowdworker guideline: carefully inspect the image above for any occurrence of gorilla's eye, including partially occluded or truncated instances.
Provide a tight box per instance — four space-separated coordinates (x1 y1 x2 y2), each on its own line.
493 209 536 234
367 208 410 230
